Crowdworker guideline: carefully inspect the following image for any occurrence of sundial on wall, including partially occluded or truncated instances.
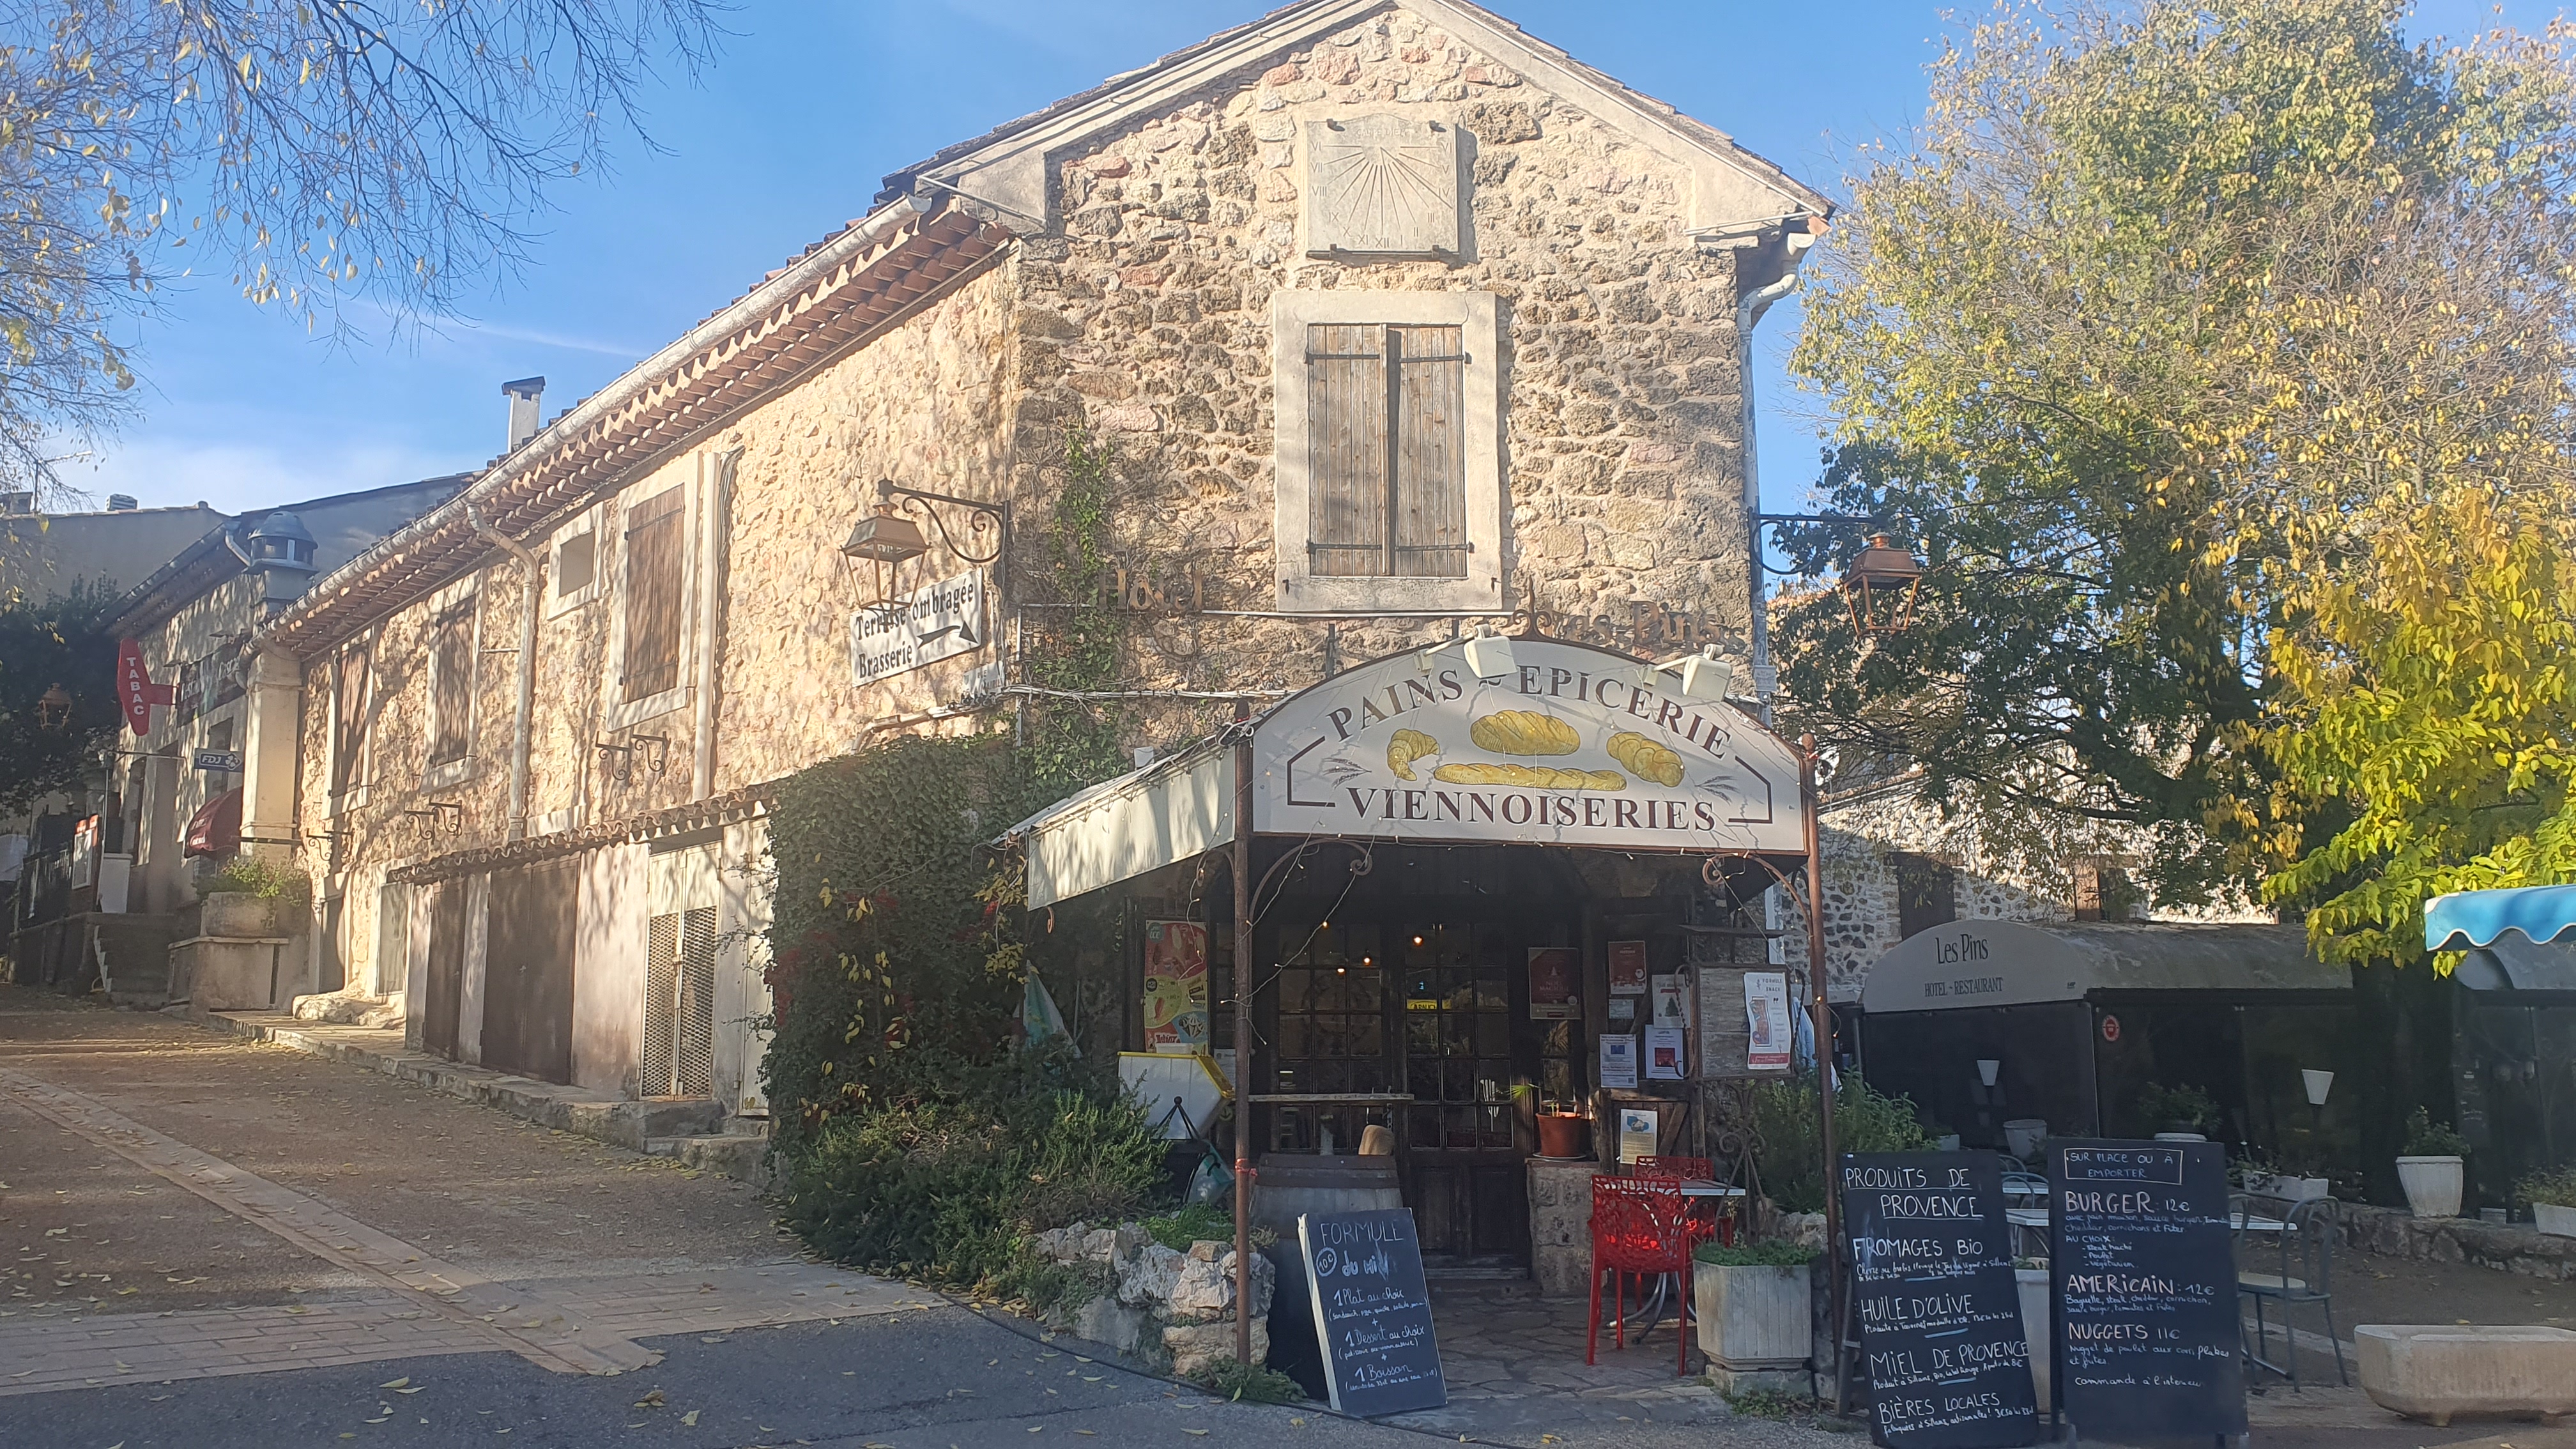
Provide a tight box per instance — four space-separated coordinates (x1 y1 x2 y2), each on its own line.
1304 114 1462 259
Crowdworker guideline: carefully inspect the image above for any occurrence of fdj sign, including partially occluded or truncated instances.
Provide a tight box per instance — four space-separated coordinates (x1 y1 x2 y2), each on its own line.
193 749 244 772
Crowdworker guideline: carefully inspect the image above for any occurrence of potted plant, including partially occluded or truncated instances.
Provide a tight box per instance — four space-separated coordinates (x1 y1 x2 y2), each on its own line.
198 856 312 938
2514 1166 2576 1238
2014 1255 2051 1411
1694 1239 1821 1383
2137 1082 2220 1140
2397 1108 2469 1218
1536 1101 1590 1160
2235 1149 2330 1203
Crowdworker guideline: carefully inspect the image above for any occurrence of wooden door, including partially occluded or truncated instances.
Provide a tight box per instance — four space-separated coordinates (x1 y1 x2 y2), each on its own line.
1399 921 1530 1265
422 878 467 1059
482 861 578 1085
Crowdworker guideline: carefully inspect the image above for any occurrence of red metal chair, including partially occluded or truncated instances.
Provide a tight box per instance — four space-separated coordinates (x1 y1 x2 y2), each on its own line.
1587 1174 1696 1376
1634 1154 1733 1247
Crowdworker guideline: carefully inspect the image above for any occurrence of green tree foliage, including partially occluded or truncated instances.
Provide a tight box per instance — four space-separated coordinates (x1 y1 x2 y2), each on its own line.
0 0 723 490
1780 0 2576 903
2264 489 2576 965
0 578 119 811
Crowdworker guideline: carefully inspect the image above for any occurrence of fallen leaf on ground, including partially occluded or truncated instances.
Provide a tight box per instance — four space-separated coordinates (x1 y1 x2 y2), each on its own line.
633 1390 666 1407
379 1378 409 1390
682 1411 699 1427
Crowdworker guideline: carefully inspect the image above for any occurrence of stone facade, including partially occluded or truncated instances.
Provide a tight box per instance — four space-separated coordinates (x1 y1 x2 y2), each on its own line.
256 0 1827 1108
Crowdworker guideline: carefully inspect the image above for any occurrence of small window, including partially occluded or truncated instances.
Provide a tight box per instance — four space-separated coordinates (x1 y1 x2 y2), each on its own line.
428 594 477 767
621 486 687 705
2074 861 2134 922
1893 852 1956 939
1304 323 1469 579
330 644 372 802
548 508 604 617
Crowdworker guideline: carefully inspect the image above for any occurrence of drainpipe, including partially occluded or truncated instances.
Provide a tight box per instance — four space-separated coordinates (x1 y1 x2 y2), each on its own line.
468 502 542 841
1735 219 1820 729
693 448 741 801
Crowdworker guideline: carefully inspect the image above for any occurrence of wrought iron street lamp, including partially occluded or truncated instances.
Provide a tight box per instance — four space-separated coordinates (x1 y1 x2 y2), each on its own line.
1841 532 1926 637
36 684 73 730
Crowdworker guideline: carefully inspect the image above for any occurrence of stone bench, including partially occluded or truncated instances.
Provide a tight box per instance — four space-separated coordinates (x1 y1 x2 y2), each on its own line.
2357 1324 2576 1425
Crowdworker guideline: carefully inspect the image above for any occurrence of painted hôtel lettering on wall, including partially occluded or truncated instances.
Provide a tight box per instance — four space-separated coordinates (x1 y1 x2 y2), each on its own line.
1252 640 1805 855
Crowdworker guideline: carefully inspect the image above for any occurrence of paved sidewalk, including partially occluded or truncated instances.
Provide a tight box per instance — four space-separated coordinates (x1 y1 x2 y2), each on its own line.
0 986 889 1400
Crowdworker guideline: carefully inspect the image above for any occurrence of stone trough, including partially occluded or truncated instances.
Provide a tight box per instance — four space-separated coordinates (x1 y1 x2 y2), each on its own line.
2356 1324 2576 1426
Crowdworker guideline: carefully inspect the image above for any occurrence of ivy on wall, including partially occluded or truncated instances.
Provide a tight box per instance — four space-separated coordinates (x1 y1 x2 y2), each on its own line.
1020 425 1128 792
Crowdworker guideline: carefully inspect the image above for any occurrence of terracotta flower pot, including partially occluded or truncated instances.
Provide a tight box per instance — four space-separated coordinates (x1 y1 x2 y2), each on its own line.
1537 1112 1590 1160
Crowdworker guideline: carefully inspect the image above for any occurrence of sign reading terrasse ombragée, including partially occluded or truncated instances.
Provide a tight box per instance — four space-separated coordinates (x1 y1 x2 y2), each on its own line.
1252 638 1804 855
850 569 987 687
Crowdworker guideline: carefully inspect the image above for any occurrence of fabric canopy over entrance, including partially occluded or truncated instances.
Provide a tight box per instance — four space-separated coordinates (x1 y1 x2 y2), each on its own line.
183 786 243 858
1006 636 1811 909
2454 932 2576 991
1859 919 2347 1014
2427 885 2576 952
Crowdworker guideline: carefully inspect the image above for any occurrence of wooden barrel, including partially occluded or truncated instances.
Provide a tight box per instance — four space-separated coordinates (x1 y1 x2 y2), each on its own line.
1250 1153 1403 1239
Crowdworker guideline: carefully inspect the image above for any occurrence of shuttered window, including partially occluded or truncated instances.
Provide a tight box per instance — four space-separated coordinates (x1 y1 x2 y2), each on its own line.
1305 323 1469 578
645 907 717 1097
622 486 686 703
428 596 475 765
331 646 371 797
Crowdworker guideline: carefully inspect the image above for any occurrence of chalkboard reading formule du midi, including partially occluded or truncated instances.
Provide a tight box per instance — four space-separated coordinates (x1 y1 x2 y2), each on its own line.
1296 1209 1447 1418
2048 1141 2246 1443
1841 1152 2039 1449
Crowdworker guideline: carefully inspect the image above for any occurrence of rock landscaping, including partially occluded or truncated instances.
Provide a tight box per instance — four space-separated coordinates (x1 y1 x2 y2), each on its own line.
1025 1221 1278 1379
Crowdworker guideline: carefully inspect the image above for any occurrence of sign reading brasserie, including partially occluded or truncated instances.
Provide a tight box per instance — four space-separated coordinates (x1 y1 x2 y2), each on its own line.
849 569 986 687
1252 639 1804 855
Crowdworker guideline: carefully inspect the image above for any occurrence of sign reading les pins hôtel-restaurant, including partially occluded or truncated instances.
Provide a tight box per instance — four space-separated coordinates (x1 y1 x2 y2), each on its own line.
1252 639 1804 855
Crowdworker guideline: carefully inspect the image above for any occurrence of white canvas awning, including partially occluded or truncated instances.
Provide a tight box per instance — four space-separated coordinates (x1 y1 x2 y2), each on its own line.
1860 919 2350 1014
1006 637 1812 910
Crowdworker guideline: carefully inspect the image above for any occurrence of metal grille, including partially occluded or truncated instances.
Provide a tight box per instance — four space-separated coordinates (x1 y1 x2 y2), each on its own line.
645 913 677 1095
643 907 717 1097
677 907 717 1097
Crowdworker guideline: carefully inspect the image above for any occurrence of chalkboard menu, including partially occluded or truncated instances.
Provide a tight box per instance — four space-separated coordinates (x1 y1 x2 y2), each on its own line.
1296 1209 1447 1417
2048 1140 2246 1440
1841 1152 2040 1448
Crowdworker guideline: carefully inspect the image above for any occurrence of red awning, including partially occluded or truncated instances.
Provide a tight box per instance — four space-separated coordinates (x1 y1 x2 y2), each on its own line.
184 787 243 858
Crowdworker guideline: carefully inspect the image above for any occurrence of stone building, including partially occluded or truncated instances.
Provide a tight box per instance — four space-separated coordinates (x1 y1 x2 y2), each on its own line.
221 0 1828 1186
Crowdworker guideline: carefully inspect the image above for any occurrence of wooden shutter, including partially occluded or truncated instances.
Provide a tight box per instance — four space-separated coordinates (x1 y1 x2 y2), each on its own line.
622 487 686 702
332 647 371 796
1304 322 1468 578
429 598 474 765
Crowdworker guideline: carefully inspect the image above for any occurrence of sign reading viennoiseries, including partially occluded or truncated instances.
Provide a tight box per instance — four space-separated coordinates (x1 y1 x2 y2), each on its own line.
1251 638 1804 854
849 569 987 687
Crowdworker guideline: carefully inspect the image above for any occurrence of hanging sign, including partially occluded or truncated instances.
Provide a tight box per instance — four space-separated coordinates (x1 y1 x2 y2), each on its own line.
1298 1209 1446 1417
1250 638 1805 854
1744 971 1793 1071
849 569 986 687
2048 1140 2246 1442
114 639 175 737
193 749 244 773
1841 1151 2039 1448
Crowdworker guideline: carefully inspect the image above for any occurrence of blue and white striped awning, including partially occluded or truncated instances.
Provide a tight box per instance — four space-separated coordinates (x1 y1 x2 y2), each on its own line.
2425 885 2576 951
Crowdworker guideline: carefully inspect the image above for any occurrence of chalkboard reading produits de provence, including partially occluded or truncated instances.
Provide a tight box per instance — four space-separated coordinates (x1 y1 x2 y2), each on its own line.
1840 1151 2039 1449
2048 1141 2246 1441
1296 1209 1447 1417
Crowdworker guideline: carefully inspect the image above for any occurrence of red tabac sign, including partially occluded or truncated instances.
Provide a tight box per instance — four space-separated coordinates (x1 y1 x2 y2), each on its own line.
115 639 176 736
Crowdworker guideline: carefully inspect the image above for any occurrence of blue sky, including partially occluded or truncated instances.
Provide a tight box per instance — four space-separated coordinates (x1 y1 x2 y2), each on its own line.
64 0 2561 519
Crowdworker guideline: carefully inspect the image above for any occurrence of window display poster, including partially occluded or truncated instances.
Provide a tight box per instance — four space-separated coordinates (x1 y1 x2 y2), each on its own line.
1618 1106 1659 1164
1143 919 1210 1052
1744 970 1793 1071
1528 946 1580 1020
1598 1033 1639 1089
1650 973 1690 1030
1607 939 1649 994
1607 996 1636 1022
1644 1025 1687 1081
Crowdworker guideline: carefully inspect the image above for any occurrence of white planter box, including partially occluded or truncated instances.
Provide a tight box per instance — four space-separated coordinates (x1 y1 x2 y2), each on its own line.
2016 1267 2051 1411
2398 1155 2465 1219
2536 1203 2576 1239
2246 1172 2331 1202
2359 1324 2576 1426
1694 1259 1813 1370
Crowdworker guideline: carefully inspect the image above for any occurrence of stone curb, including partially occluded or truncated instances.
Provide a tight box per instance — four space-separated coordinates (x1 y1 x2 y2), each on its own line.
2338 1202 2576 1281
186 1009 740 1165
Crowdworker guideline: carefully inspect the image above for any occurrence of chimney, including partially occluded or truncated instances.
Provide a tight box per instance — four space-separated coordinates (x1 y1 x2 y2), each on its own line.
502 376 547 451
105 493 139 512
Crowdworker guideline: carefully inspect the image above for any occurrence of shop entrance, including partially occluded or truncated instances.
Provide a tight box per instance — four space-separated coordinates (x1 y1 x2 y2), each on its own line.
1257 884 1581 1273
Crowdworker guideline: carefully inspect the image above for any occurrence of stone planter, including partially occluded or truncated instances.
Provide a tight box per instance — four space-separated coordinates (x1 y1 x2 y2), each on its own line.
2016 1267 2051 1411
2358 1324 2576 1426
198 891 280 939
2536 1203 2576 1239
2003 1119 2048 1162
1695 1258 1813 1395
2398 1155 2465 1219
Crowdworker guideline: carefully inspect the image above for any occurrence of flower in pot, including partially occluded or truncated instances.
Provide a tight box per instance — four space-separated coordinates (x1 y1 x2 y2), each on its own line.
2396 1108 2470 1219
1536 1102 1590 1160
2137 1082 2220 1140
2513 1166 2576 1238
1692 1239 1821 1382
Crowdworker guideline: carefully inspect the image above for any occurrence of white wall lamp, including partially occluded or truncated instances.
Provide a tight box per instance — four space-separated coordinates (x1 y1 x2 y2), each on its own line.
2303 1069 2334 1107
1977 1058 2002 1089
